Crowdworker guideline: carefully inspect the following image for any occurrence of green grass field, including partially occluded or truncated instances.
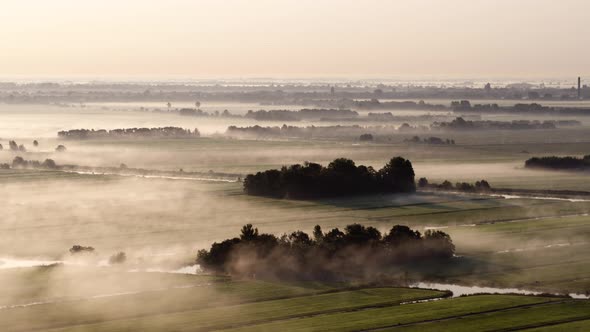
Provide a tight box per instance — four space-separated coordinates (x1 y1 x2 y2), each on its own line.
2 266 586 332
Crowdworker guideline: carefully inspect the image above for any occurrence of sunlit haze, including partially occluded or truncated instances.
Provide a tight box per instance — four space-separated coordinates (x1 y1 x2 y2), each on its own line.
2 0 590 79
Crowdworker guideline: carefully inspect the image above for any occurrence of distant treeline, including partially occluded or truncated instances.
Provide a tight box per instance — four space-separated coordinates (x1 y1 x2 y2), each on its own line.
316 112 473 123
4 156 240 181
245 108 359 121
197 223 455 280
308 99 447 111
405 136 455 145
57 127 200 139
525 155 590 171
431 117 574 130
177 108 360 121
225 124 398 139
452 101 590 116
9 156 57 169
244 157 415 199
180 106 466 123
418 178 492 192
1 140 66 153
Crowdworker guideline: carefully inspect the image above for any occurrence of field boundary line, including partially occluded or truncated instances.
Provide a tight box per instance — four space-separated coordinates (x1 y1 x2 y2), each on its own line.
356 298 569 332
196 292 451 332
20 286 441 332
512 316 590 331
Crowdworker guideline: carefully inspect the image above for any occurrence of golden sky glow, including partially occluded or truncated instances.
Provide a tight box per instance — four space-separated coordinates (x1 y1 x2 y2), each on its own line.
1 0 589 79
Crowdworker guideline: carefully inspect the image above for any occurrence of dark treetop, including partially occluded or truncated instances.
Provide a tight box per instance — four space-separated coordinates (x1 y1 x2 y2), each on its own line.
243 157 416 199
197 223 455 280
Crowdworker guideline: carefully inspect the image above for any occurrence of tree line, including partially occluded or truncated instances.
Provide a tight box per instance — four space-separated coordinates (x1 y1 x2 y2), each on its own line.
405 136 455 145
245 108 359 121
243 157 416 199
197 223 455 280
432 117 561 131
418 178 491 192
453 101 590 117
225 124 380 139
57 127 200 139
525 155 590 170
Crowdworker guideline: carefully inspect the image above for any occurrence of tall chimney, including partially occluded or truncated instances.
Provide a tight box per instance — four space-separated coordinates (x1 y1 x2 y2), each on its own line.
578 77 581 99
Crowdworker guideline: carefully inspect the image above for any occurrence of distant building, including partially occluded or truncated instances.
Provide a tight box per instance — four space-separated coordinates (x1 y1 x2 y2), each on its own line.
578 77 581 99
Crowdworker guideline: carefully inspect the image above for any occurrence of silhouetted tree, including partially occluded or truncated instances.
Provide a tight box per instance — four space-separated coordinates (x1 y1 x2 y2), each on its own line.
418 177 429 188
240 224 259 241
42 159 57 169
379 157 416 192
313 225 324 243
12 156 26 168
383 225 421 247
109 252 127 264
9 140 18 151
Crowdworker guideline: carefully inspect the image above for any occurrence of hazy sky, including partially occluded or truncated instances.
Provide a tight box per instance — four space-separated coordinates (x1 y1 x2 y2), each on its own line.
1 0 589 79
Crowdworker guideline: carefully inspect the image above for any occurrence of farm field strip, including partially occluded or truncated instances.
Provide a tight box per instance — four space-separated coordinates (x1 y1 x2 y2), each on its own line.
2 286 442 332
372 300 590 332
522 318 590 331
219 295 561 332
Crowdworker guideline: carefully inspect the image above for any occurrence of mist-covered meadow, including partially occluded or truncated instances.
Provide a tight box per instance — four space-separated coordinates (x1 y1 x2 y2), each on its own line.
2 98 590 331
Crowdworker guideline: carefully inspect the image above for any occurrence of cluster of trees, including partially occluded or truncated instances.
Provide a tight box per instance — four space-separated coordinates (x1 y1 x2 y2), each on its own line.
311 99 447 111
245 108 359 121
69 245 126 265
525 155 590 170
1 140 64 152
69 245 95 254
178 108 236 118
452 101 590 117
197 223 455 280
57 127 200 139
225 124 411 139
244 157 416 199
226 124 369 139
11 156 57 169
432 117 559 130
359 112 463 123
418 178 492 192
245 110 300 121
7 140 27 152
405 136 455 145
359 133 374 141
